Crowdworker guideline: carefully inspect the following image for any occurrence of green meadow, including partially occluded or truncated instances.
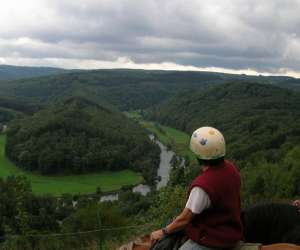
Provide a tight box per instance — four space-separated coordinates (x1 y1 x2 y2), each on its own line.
139 120 196 164
124 110 195 162
0 135 143 196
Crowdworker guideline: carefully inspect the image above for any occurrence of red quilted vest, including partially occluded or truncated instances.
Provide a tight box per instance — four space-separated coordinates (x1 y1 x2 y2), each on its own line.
185 160 242 248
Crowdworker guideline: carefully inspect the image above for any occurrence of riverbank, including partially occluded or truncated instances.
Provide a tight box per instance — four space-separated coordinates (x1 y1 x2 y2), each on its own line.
100 134 177 201
140 121 196 165
125 111 195 163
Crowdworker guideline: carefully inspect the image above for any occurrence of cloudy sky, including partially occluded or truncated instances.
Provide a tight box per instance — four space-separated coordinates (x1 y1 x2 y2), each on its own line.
1 0 300 77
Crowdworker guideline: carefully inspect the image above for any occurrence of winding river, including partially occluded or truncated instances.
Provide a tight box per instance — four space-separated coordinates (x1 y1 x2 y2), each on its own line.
100 134 177 201
151 134 175 190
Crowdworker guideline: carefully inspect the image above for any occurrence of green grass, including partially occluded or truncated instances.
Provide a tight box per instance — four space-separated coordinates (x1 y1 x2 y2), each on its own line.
123 110 142 120
124 111 195 162
139 120 196 163
0 135 143 196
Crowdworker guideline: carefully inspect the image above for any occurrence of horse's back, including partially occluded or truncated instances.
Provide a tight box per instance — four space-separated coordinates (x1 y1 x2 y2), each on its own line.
262 243 300 250
242 203 300 245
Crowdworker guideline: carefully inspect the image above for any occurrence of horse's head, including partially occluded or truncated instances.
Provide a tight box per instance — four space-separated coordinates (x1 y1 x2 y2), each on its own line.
133 235 151 250
118 235 151 250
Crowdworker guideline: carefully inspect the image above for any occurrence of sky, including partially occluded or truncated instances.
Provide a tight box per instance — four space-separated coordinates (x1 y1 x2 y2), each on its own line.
1 0 300 77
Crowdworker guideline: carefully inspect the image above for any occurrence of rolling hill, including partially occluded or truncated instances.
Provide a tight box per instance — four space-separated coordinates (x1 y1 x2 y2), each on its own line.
5 97 160 183
147 82 300 164
0 69 299 113
0 96 40 123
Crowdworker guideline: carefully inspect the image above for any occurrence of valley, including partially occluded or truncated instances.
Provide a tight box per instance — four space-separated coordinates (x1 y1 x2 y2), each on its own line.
2 1 300 248
1 66 300 249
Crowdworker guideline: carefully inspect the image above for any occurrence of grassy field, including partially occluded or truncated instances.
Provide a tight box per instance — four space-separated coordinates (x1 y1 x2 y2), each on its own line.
139 120 196 164
0 135 143 196
124 111 195 161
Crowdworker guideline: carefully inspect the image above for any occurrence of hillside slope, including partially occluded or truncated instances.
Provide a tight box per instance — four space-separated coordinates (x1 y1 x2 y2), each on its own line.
0 70 220 111
0 96 41 123
6 97 160 182
147 82 300 163
0 69 299 112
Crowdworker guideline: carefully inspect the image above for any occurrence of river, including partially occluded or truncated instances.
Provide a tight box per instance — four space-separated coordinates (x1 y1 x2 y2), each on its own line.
100 134 177 201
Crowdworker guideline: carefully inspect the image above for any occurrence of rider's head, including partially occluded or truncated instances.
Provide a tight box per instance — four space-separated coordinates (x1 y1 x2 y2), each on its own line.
190 126 225 167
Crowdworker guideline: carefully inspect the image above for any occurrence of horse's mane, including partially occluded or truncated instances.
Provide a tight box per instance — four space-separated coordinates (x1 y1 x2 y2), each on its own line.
242 203 300 245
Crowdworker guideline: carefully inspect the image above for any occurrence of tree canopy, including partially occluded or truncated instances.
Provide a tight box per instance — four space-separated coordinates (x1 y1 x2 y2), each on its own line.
6 97 160 183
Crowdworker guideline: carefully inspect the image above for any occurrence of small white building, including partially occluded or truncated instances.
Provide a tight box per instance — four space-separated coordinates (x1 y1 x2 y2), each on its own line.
1 125 7 133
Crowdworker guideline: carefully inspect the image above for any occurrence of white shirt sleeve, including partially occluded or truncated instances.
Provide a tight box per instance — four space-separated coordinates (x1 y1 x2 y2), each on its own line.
185 187 211 214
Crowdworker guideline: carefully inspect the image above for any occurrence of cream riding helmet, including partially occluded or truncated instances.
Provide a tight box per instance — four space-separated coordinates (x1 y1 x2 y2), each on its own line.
190 127 226 160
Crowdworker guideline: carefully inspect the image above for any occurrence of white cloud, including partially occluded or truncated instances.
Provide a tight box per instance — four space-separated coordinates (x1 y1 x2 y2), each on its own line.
2 56 300 78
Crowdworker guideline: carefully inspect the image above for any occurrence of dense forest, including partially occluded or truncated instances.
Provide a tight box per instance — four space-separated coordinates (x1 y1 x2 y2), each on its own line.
0 70 218 111
5 97 160 183
0 96 40 123
0 69 299 112
147 82 300 164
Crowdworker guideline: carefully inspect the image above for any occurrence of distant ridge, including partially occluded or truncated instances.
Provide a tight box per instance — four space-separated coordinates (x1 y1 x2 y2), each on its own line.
1 65 300 87
0 68 300 113
0 64 69 80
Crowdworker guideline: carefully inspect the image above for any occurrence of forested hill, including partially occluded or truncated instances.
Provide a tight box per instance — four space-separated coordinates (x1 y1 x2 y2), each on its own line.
0 70 223 110
147 82 300 164
0 96 40 123
5 97 160 182
0 69 300 111
0 65 69 81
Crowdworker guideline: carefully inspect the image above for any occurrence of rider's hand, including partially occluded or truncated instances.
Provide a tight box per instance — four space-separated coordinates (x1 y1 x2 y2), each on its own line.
150 229 164 243
292 200 300 211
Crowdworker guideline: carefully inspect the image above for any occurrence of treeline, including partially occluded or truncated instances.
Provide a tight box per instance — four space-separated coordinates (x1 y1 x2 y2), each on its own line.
0 69 299 113
6 97 160 183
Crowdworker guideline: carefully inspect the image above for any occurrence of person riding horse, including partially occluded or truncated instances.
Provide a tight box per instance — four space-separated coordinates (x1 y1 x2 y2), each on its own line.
151 127 242 250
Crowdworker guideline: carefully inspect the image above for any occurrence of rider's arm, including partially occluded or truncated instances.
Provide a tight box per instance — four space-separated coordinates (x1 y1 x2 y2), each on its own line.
150 187 211 241
165 187 211 234
164 207 194 233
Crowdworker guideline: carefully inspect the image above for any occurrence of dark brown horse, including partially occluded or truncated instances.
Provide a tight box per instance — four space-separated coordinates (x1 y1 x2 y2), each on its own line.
119 236 300 250
119 202 300 250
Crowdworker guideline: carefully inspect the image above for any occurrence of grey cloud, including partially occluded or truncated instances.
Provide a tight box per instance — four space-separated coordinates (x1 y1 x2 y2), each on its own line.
1 0 300 74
